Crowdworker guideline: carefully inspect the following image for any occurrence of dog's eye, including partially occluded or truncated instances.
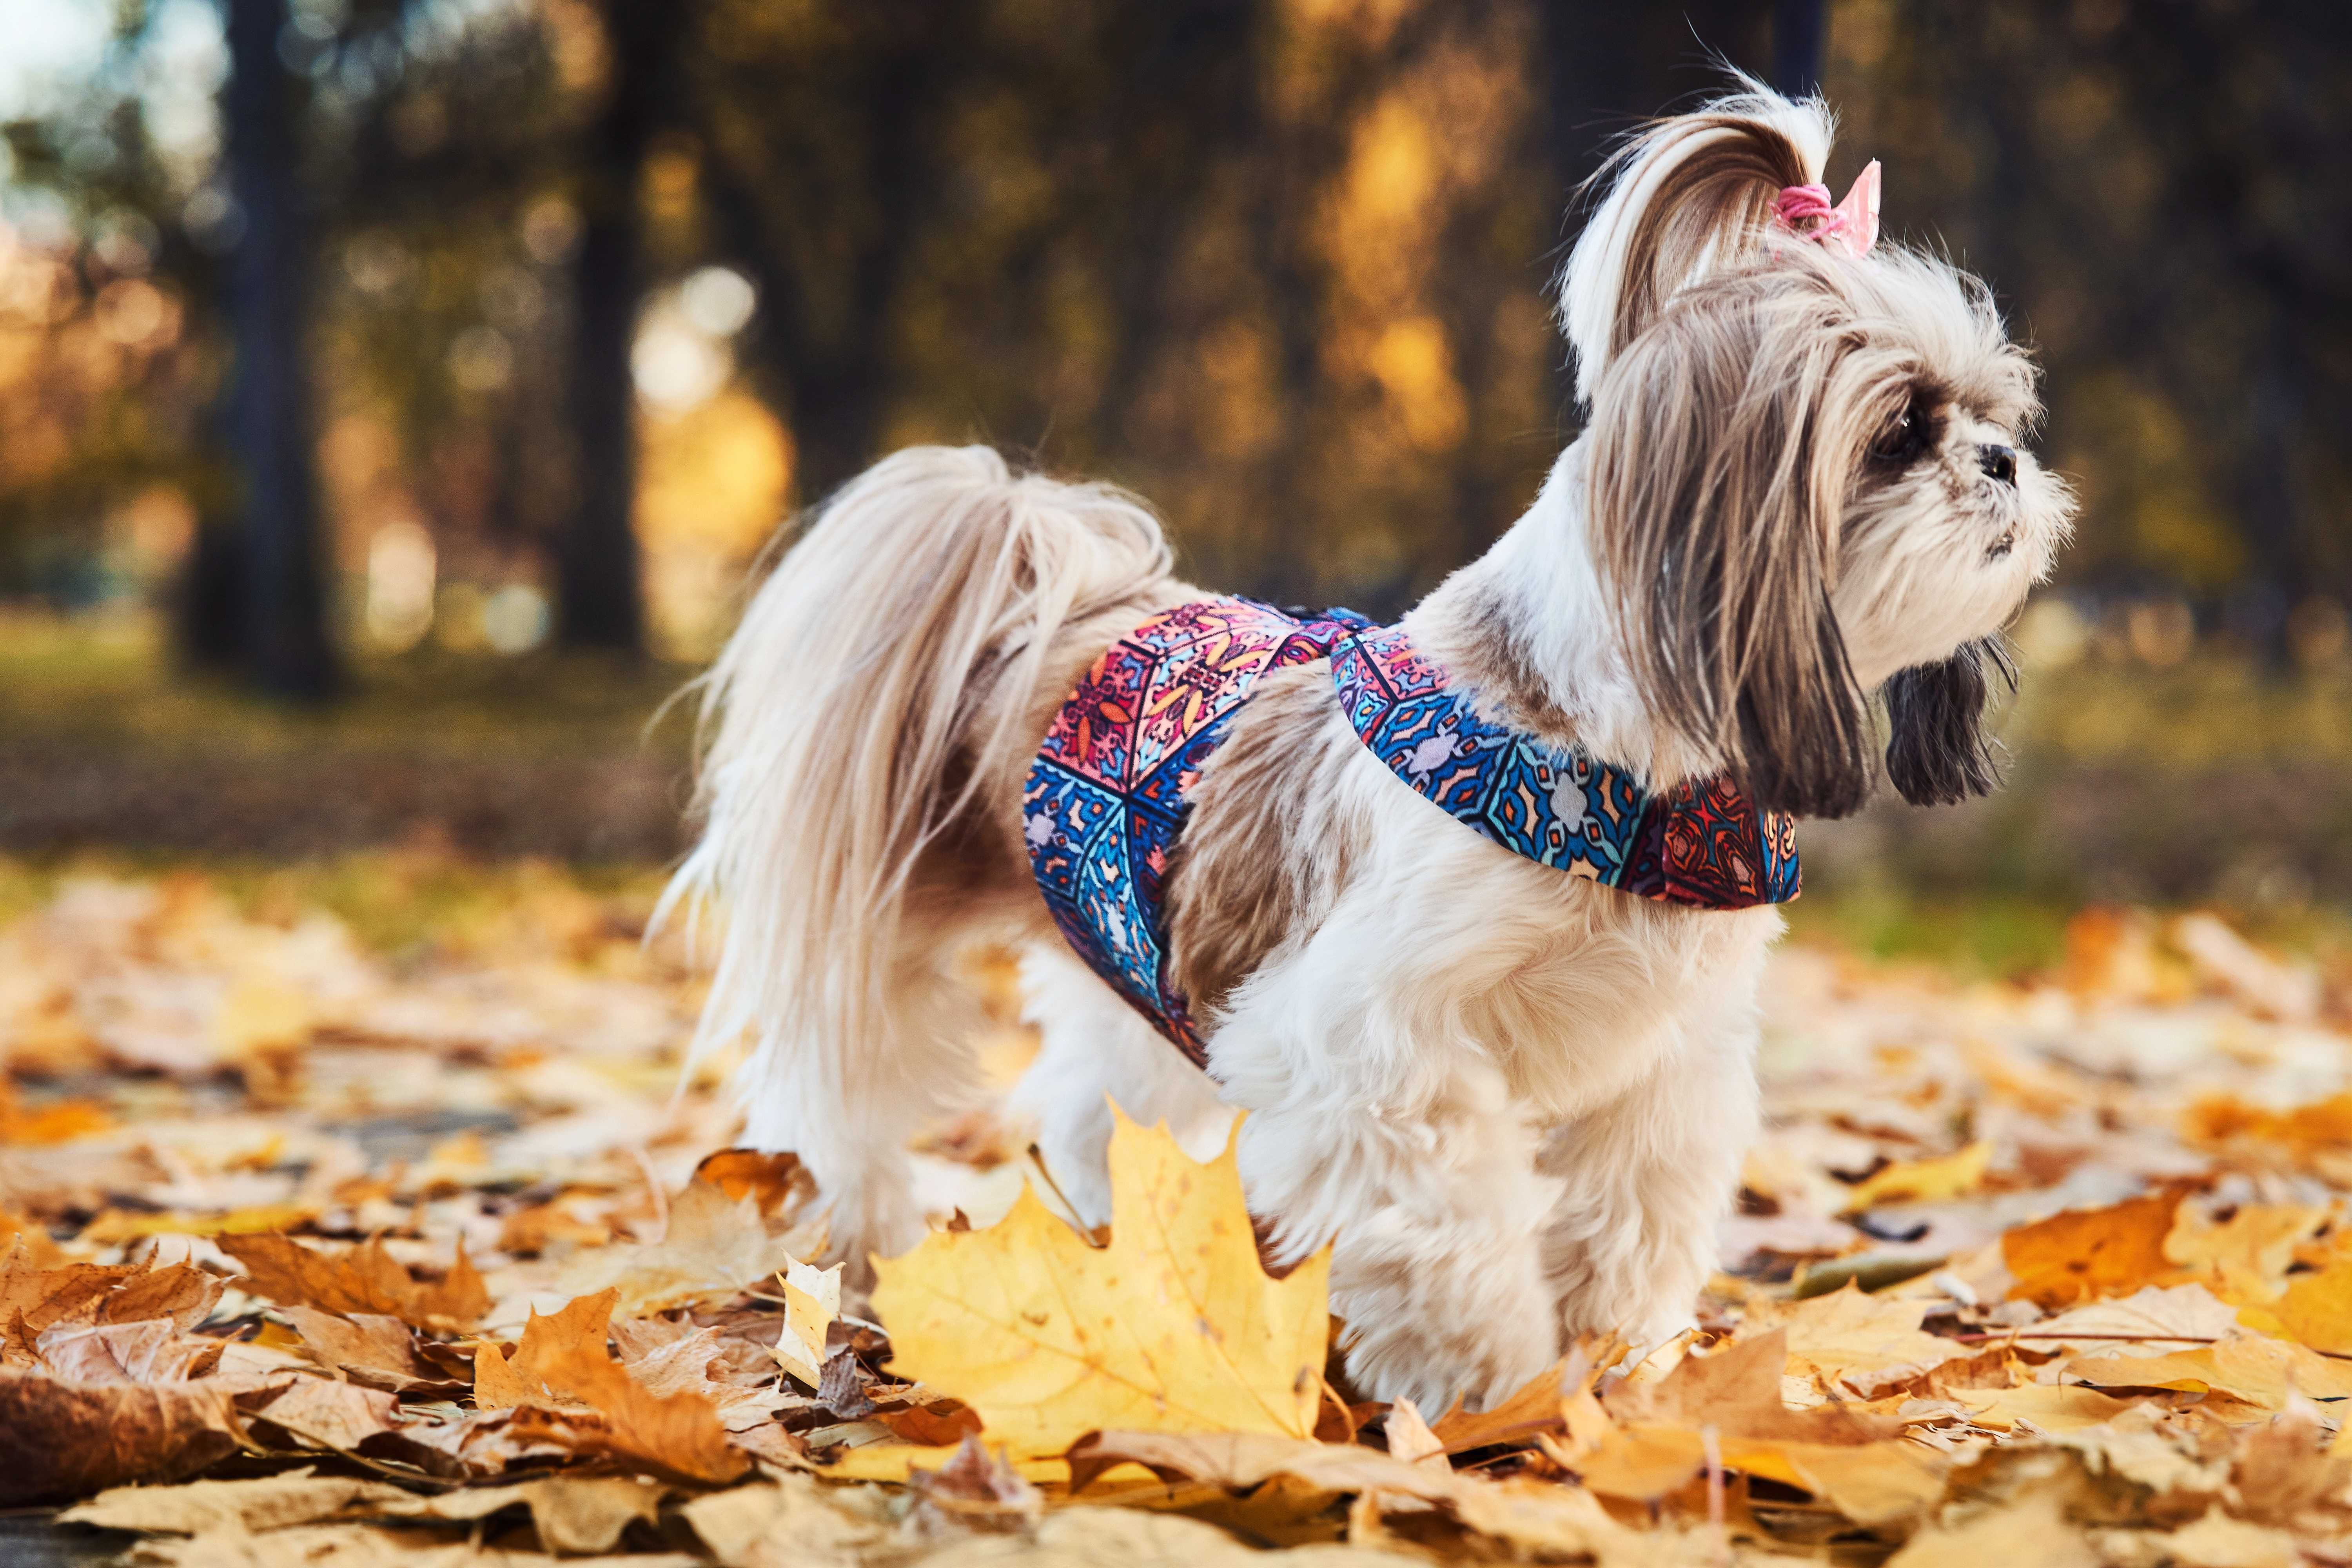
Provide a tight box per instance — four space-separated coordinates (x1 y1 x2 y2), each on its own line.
1872 397 1937 466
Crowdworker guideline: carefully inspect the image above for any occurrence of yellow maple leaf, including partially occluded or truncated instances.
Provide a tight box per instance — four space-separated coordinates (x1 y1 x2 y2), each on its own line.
1838 1141 1993 1213
869 1105 1328 1460
2163 1202 2326 1306
2259 1240 2352 1354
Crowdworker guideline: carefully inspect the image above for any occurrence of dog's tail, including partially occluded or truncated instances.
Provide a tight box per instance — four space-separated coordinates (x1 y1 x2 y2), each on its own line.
657 445 1169 1256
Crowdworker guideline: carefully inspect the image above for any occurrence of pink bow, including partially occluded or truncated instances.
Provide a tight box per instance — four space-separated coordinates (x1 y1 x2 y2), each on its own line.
1773 159 1881 258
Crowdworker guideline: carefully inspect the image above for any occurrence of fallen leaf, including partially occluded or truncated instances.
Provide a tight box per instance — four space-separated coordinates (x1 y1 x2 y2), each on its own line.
2063 1335 2352 1417
2163 1203 2325 1306
871 1107 1328 1458
249 1376 403 1452
379 1474 670 1554
1947 1383 2151 1433
694 1149 814 1217
2029 1282 2245 1351
283 1306 459 1393
1840 1141 1994 1212
59 1471 413 1535
1888 1481 2099 1567
81 1203 320 1244
556 1178 809 1317
1424 1355 1583 1455
1064 1429 1649 1559
37 1318 223 1383
2004 1187 2190 1310
218 1234 488 1333
772 1256 838 1388
467 1287 748 1483
1380 1397 1443 1465
2257 1240 2352 1354
1748 1285 1971 1397
1583 1330 1944 1525
0 1368 245 1504
680 1471 890 1566
907 1433 1045 1530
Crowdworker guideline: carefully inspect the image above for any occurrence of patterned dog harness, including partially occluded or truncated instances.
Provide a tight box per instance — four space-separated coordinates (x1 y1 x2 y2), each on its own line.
1022 598 1799 1064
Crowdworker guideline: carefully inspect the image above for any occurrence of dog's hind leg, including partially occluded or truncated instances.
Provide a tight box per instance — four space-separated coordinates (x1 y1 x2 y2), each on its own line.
737 884 1001 1294
1004 942 1232 1230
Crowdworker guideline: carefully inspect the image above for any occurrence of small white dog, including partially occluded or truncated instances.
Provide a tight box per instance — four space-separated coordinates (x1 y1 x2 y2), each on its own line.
663 86 2073 1410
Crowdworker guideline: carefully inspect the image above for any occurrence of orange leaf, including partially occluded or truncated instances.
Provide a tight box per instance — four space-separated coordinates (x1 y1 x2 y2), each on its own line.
2003 1186 2192 1310
469 1289 744 1484
217 1234 488 1333
691 1149 811 1216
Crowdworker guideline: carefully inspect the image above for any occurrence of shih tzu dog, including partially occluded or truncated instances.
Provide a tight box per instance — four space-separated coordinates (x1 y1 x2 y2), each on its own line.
663 85 2073 1409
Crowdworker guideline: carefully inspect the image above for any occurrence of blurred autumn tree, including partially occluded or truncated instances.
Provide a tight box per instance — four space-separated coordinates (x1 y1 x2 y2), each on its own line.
0 0 2344 690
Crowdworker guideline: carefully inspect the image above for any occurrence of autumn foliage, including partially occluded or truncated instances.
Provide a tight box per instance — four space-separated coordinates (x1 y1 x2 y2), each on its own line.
9 866 2352 1563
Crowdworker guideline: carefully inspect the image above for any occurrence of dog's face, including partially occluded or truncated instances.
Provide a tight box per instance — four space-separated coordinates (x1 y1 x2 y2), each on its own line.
1564 93 2075 818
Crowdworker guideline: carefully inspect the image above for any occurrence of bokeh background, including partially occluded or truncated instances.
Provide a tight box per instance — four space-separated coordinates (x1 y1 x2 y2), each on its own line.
2 0 2348 969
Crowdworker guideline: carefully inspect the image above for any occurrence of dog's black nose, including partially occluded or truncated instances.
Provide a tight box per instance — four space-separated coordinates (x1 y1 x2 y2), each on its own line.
1979 443 2016 485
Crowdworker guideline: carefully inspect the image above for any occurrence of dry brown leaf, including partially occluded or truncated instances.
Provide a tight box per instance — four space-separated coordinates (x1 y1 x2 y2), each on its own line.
1748 1284 1971 1398
379 1475 670 1554
907 1433 1045 1530
218 1234 488 1333
250 1375 405 1452
1423 1354 1583 1455
466 1287 748 1483
679 1471 890 1566
1583 1330 1945 1525
0 1252 142 1334
0 1367 245 1504
60 1470 412 1535
2004 1187 2191 1310
36 1318 223 1382
1379 1396 1443 1465
556 1179 809 1317
282 1305 459 1393
1064 1429 1648 1560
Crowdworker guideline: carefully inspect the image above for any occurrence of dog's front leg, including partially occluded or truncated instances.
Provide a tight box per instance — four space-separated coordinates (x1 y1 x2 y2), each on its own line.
1230 1057 1563 1413
1537 1020 1760 1354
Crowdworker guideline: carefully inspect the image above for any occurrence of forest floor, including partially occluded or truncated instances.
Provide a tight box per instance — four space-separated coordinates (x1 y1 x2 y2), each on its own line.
9 855 2352 1565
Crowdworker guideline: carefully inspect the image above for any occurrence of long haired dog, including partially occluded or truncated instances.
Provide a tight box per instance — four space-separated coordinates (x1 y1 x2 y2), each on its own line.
664 87 2073 1409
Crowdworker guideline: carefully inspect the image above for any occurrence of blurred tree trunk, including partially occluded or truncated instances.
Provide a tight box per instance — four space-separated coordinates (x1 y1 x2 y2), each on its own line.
556 0 665 656
223 0 339 701
1773 0 1826 98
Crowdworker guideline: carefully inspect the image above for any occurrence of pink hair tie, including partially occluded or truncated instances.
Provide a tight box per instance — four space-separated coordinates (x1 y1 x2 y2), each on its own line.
1773 159 1881 258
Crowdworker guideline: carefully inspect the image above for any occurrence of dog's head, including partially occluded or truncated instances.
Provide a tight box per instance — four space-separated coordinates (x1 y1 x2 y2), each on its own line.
1560 86 2073 818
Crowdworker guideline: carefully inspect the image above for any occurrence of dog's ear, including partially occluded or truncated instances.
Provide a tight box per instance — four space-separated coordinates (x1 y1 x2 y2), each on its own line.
1559 83 1830 405
1883 638 2013 806
1585 270 1877 822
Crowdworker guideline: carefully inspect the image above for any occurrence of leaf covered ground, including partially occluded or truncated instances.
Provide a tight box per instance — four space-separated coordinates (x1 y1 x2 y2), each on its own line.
8 855 2352 1564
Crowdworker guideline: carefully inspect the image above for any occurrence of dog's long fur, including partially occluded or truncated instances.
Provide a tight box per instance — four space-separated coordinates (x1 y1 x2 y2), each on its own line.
662 86 2074 1410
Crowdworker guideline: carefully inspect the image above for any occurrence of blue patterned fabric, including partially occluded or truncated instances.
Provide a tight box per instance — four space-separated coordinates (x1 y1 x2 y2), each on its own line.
1023 600 1799 1060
